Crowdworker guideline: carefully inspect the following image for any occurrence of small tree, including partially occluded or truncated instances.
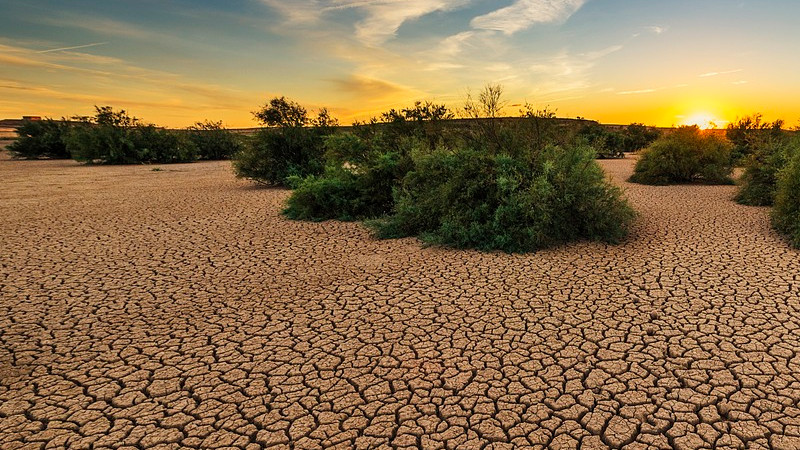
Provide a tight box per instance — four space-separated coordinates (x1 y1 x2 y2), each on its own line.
234 97 337 185
253 97 309 128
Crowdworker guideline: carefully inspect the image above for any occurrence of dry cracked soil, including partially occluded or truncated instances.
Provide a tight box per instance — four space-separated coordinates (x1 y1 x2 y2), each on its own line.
1 151 799 449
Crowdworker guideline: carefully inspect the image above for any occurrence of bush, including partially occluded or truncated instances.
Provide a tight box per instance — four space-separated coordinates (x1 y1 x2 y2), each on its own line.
735 137 791 206
7 119 72 159
284 102 454 221
370 144 635 252
233 127 328 185
188 121 244 160
283 134 415 221
576 123 625 159
771 144 800 248
621 123 661 152
726 114 784 163
66 106 196 164
286 85 636 253
629 126 733 185
233 97 336 185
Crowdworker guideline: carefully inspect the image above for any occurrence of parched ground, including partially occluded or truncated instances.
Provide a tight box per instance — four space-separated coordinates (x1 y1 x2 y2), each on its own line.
1 153 799 450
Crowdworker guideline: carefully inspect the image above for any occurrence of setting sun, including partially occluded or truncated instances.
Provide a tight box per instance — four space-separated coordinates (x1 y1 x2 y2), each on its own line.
682 112 724 129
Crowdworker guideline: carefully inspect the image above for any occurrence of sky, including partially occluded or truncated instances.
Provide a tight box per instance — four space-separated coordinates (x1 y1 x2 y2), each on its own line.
1 0 799 128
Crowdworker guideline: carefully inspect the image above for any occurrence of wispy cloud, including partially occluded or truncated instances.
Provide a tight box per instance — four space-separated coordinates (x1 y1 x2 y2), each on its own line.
262 0 469 45
617 88 657 95
471 0 587 35
699 69 743 77
328 74 414 100
645 25 668 35
36 42 107 54
344 0 470 46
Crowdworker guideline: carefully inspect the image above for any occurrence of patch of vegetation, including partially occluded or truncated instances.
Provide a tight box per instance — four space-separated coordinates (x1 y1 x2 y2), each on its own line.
726 114 784 164
187 120 244 160
574 122 661 159
735 136 791 206
629 126 733 185
7 118 72 159
771 144 800 248
284 85 636 253
621 123 662 152
575 122 625 159
370 143 635 253
233 97 337 185
66 107 196 164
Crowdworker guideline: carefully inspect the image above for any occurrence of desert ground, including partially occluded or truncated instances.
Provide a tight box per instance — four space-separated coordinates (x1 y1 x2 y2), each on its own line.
1 150 799 449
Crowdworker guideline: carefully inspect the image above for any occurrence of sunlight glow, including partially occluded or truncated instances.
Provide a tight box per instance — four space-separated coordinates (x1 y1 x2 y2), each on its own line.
682 112 722 129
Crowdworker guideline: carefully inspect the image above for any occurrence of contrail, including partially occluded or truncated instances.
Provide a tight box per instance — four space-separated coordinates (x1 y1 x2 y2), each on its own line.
36 42 108 54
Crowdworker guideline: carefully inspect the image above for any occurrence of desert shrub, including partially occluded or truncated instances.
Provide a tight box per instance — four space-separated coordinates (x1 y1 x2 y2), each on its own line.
188 121 244 160
283 102 454 220
726 114 784 163
286 85 636 253
283 133 416 221
371 143 635 253
233 97 336 185
7 119 72 159
66 106 196 164
284 150 412 221
735 136 792 206
576 123 625 159
771 145 800 248
233 126 328 185
621 123 661 152
629 126 733 185
353 101 455 151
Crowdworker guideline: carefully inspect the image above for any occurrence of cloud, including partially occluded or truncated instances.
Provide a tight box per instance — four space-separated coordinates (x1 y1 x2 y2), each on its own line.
582 45 623 60
645 25 668 35
699 69 743 77
262 0 469 45
328 74 413 100
345 0 470 46
36 42 107 54
471 0 587 34
617 88 657 95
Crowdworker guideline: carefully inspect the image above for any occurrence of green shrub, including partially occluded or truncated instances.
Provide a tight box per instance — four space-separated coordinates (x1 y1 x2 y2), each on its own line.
771 145 800 248
629 126 733 185
66 106 196 164
576 123 625 159
285 85 636 253
7 119 72 159
371 144 635 253
283 134 415 221
233 97 336 185
284 101 453 221
188 121 244 160
233 127 328 185
726 114 784 164
621 123 661 152
735 137 791 206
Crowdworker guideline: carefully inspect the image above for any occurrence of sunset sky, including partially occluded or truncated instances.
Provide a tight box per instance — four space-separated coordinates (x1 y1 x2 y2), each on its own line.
1 0 799 128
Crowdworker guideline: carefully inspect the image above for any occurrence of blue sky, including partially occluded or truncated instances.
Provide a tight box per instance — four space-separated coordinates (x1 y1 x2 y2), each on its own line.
1 0 799 127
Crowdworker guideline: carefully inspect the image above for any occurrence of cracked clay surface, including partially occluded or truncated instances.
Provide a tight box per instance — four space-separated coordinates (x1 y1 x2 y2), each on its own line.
1 152 799 449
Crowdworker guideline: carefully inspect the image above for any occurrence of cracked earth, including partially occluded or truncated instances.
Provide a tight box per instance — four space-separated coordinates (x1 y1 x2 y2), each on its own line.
1 151 799 449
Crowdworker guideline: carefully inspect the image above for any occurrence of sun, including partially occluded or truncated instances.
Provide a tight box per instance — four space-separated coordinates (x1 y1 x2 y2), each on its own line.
682 112 722 129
